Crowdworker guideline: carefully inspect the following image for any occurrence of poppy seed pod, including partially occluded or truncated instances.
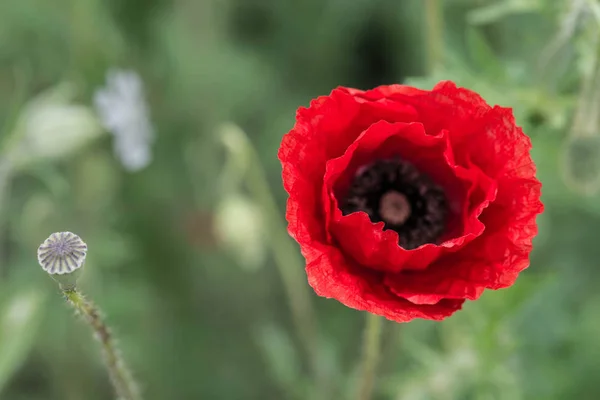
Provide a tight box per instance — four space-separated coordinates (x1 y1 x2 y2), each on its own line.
37 232 88 289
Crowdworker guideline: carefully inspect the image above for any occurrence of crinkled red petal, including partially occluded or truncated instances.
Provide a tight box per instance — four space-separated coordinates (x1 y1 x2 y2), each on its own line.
322 120 497 274
304 241 464 322
380 87 542 303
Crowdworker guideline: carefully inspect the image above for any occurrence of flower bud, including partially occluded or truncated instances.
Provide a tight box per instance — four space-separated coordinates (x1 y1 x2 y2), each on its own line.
37 232 88 289
214 194 266 271
561 135 600 195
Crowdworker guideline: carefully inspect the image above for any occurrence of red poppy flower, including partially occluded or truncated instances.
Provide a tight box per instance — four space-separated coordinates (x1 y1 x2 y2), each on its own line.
278 81 543 322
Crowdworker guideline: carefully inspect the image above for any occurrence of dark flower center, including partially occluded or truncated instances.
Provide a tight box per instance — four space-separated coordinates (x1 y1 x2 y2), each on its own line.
340 158 448 250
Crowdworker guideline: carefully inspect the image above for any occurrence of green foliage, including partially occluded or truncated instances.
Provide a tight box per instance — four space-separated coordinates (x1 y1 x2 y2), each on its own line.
0 287 46 394
0 0 599 399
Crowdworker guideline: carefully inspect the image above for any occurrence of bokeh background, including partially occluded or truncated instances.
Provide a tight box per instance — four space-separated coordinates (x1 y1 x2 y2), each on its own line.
1 0 599 399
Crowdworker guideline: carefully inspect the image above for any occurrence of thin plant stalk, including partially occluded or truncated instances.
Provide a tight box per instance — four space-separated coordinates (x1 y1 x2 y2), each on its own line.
356 314 384 400
232 127 320 378
0 160 12 268
245 146 319 366
63 288 142 400
424 0 443 74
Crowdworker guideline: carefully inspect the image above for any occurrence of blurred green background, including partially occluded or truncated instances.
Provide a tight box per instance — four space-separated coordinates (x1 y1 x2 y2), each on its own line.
1 0 599 399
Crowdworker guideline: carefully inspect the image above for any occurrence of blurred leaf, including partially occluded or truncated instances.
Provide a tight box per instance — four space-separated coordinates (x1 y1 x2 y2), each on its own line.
537 0 585 73
467 0 542 25
24 163 71 200
9 83 105 169
254 323 302 396
73 151 121 213
390 345 480 400
17 193 56 247
0 289 46 394
466 27 505 77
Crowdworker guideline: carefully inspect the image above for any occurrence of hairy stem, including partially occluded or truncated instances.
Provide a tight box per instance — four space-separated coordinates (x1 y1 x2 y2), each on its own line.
356 314 384 400
63 288 141 400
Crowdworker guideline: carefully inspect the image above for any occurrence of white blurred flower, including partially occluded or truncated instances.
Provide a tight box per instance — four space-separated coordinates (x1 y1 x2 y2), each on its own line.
94 69 155 172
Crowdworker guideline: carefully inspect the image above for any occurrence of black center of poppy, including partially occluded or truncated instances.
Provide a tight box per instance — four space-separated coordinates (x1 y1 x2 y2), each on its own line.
340 158 448 250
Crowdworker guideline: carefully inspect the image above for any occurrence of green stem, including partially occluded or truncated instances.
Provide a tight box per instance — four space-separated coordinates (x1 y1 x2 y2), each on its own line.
63 288 141 400
424 0 443 74
356 314 384 400
0 161 12 271
239 132 320 376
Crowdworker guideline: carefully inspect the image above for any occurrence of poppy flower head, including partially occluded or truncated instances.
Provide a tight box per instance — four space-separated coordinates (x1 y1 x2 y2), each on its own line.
279 81 543 323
